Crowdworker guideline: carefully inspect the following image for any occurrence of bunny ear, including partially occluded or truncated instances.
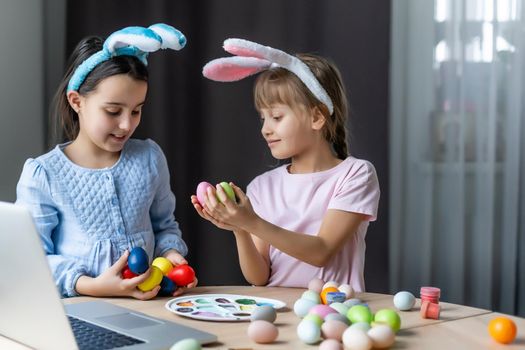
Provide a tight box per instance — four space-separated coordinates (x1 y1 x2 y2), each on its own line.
223 38 267 59
149 23 186 50
204 38 335 115
223 38 294 66
104 26 162 54
203 56 271 82
69 23 186 93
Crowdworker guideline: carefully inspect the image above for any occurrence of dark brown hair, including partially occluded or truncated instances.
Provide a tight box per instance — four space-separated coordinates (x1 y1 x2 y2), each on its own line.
254 53 349 159
50 36 149 143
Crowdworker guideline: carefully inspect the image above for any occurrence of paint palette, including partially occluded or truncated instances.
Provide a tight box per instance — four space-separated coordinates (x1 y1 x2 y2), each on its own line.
165 293 286 321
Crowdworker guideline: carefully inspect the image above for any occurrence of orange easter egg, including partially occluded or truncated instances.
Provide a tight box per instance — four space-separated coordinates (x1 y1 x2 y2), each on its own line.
320 287 339 304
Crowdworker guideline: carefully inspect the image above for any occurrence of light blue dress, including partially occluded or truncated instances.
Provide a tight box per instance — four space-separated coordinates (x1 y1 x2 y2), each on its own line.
16 139 188 297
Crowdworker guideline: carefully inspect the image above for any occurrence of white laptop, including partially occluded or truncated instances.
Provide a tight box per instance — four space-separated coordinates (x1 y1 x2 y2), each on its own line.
0 201 217 350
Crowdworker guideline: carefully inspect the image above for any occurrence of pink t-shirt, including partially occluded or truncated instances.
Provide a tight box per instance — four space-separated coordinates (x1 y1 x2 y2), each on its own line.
246 157 380 292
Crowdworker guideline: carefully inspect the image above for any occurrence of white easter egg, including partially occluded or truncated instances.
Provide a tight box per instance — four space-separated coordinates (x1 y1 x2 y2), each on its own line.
297 319 321 344
322 280 339 290
342 327 372 350
393 291 416 311
293 298 317 318
368 324 395 348
338 283 355 299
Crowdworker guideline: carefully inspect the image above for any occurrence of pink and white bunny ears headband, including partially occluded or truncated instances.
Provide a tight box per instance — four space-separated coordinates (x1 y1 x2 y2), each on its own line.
67 23 186 93
202 38 334 115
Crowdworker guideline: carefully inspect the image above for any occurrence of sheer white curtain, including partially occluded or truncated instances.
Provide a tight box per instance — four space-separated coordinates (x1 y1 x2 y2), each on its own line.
390 0 525 315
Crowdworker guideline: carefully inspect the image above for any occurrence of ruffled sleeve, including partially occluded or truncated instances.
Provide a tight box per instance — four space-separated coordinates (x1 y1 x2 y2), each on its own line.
16 159 88 296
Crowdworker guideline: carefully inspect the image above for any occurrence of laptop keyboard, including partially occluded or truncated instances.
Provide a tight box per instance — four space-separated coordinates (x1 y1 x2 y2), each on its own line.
68 315 145 350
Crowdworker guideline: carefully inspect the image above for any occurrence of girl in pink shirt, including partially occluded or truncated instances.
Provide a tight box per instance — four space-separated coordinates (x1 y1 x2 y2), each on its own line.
192 39 380 291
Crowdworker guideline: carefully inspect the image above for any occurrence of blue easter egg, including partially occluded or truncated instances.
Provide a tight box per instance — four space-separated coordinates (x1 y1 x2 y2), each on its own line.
159 276 177 296
128 247 149 274
393 291 416 311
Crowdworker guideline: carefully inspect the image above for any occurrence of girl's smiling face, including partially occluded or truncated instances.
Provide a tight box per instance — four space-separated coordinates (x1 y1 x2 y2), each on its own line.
74 74 147 155
259 103 317 160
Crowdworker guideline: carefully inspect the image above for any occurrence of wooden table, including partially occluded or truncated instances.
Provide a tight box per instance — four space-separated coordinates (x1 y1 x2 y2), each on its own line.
1 286 524 349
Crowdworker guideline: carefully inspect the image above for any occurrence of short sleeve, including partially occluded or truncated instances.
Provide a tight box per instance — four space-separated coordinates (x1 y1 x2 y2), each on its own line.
328 160 380 221
246 177 263 217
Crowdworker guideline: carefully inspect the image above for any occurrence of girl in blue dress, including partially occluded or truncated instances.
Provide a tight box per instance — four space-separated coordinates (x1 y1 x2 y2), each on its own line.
16 24 196 298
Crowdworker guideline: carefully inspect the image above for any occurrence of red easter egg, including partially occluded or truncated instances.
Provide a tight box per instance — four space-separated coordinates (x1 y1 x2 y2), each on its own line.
167 264 195 286
122 265 137 279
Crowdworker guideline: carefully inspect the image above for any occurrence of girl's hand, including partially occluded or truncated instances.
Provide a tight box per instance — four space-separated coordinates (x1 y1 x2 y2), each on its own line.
78 250 160 300
204 183 258 231
191 194 238 231
163 249 199 296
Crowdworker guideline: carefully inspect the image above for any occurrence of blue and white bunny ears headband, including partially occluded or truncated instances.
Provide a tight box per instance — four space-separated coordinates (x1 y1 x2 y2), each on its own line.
67 23 186 93
202 38 334 115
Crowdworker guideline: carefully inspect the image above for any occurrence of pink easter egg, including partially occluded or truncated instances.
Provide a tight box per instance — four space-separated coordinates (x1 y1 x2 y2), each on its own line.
321 320 349 341
309 304 338 319
319 339 344 350
247 320 278 344
196 181 213 206
308 278 325 293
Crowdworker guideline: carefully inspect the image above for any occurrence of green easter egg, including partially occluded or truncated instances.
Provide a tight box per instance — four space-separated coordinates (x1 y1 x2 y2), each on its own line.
303 313 323 327
374 309 401 332
347 305 373 324
219 182 236 202
302 290 321 304
170 338 201 350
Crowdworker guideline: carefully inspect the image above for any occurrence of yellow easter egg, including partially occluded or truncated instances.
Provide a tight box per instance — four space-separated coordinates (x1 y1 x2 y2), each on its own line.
138 266 163 292
152 257 173 275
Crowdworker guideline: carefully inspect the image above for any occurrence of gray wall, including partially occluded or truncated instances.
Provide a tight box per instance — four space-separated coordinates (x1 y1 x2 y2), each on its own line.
0 1 45 202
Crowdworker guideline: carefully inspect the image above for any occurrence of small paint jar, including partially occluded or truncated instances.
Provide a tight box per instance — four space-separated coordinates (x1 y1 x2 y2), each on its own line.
420 300 440 319
326 292 346 304
420 286 440 304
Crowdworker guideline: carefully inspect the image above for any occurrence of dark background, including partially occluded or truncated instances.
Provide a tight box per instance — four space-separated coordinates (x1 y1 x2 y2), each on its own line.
65 0 390 292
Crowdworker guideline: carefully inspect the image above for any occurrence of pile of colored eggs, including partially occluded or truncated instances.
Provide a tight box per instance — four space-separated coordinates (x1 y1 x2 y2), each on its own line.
309 279 355 304
123 247 195 296
294 278 399 349
246 305 279 344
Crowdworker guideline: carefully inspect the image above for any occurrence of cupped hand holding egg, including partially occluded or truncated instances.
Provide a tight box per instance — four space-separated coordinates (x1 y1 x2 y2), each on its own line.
195 181 236 206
